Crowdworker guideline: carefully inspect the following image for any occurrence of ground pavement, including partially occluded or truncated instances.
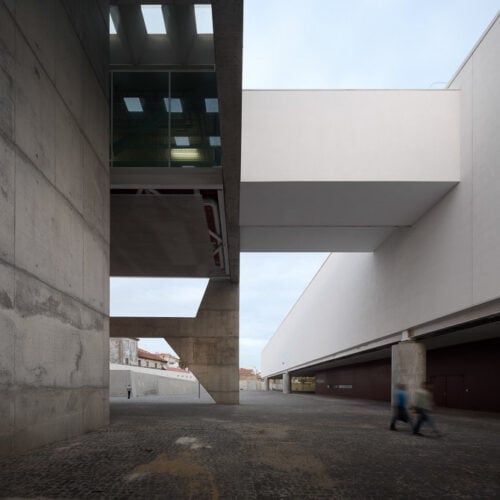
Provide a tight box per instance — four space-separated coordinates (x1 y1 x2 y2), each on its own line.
1 391 499 499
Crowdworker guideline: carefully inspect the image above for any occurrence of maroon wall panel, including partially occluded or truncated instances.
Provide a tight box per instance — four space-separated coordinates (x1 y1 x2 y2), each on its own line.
427 337 500 412
315 359 391 402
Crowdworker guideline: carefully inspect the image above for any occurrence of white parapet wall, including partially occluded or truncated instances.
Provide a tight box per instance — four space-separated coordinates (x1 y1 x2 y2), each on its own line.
261 15 500 376
110 364 204 397
242 89 460 183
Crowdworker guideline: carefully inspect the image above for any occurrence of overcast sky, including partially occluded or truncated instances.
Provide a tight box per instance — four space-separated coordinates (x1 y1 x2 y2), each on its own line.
111 1 500 370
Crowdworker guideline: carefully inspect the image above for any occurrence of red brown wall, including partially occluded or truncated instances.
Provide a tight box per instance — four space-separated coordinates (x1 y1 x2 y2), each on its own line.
427 337 500 412
315 359 391 402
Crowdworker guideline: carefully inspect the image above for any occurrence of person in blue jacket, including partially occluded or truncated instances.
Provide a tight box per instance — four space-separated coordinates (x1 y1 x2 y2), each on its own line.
390 383 413 431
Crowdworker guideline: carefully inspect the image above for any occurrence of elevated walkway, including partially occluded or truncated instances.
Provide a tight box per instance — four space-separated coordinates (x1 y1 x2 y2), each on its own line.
241 89 460 251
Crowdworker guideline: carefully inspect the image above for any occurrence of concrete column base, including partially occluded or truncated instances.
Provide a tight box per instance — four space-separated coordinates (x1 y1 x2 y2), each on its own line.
391 340 426 406
264 377 270 391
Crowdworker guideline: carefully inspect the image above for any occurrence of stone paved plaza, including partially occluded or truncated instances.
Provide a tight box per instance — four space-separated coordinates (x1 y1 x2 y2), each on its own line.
1 391 499 499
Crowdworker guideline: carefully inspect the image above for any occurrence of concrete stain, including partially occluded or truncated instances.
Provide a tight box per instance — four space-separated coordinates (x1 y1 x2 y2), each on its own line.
0 290 13 309
31 365 47 383
232 423 335 489
15 279 104 331
128 452 219 500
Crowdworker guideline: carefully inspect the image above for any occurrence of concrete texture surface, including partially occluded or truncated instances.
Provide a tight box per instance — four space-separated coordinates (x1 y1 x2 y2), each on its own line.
0 391 498 499
391 340 426 406
0 0 110 455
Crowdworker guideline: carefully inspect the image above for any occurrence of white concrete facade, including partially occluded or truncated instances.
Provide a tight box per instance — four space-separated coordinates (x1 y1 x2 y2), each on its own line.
262 15 500 377
241 89 460 251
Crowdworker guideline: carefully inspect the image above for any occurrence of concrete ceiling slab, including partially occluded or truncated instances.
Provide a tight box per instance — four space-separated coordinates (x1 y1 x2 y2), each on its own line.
241 226 394 252
111 194 215 277
240 181 457 251
240 181 457 227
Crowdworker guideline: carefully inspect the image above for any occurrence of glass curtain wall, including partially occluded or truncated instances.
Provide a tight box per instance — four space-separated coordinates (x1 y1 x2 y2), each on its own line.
111 72 221 168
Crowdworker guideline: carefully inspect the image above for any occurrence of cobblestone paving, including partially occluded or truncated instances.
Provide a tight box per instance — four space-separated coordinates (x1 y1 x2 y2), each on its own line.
1 391 499 499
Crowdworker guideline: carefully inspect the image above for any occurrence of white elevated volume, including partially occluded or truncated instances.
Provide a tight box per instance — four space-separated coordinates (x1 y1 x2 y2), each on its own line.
241 90 460 251
261 15 500 377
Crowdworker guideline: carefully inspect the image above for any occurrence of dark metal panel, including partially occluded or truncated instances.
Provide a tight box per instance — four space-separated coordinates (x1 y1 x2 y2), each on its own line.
110 194 216 277
315 359 391 402
427 337 500 412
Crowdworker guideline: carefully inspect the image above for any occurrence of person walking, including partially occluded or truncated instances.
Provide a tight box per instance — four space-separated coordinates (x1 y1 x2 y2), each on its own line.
413 381 441 436
390 383 412 431
126 383 132 399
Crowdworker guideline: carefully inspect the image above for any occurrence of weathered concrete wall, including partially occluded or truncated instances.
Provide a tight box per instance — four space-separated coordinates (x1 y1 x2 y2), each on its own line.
110 365 202 398
110 279 240 404
0 0 109 455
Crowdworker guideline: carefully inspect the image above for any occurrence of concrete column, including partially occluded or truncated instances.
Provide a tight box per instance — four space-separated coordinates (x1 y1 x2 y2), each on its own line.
264 377 270 391
0 1 109 456
282 372 291 394
110 279 239 404
391 340 426 406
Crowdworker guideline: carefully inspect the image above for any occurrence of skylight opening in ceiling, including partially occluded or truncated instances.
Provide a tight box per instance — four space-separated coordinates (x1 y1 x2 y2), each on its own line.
205 98 219 113
175 136 190 146
194 5 213 34
109 13 118 34
164 98 183 113
141 5 167 34
123 97 143 112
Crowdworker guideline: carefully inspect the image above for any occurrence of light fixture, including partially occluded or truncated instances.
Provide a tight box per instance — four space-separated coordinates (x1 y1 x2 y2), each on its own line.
171 148 201 161
205 98 219 113
164 98 183 113
141 5 167 34
123 97 143 112
209 136 221 146
175 136 190 147
194 5 213 34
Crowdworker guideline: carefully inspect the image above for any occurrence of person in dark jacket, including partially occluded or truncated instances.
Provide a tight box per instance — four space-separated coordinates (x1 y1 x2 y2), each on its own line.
390 383 412 431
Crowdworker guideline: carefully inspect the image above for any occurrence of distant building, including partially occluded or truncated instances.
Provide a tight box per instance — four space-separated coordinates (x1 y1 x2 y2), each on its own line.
239 368 260 381
138 349 168 370
239 368 264 391
110 338 138 366
158 352 180 368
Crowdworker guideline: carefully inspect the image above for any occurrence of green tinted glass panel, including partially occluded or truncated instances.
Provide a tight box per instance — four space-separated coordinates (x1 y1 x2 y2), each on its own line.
111 71 221 168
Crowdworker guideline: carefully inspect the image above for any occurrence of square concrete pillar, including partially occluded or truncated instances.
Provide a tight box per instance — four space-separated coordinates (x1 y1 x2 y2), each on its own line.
391 340 426 406
282 372 291 394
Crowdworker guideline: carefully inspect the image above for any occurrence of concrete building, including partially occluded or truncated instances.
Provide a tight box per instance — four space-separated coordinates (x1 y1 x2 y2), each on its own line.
1 0 242 456
1 0 499 458
138 348 168 369
158 352 180 368
261 15 500 413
